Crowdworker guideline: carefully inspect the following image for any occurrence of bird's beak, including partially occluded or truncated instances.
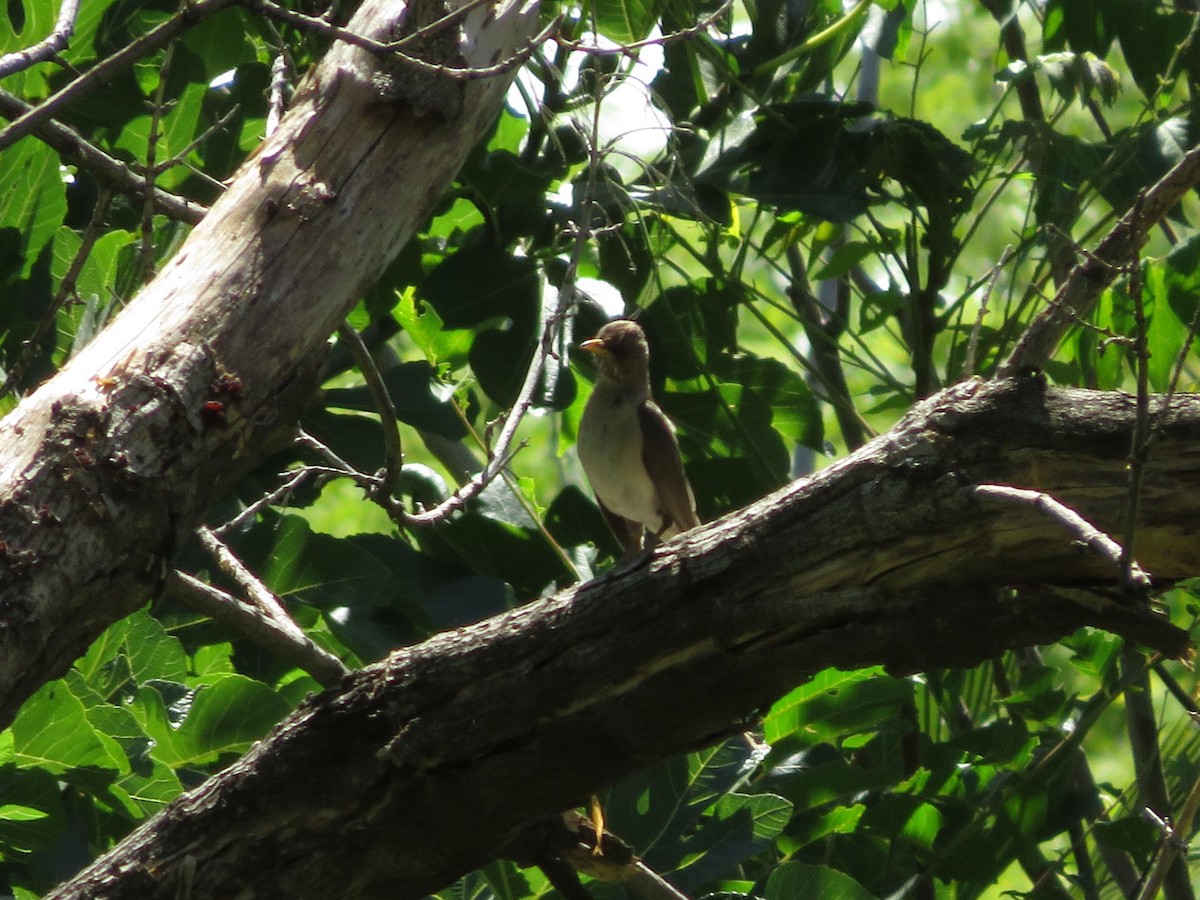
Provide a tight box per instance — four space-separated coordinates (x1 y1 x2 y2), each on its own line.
579 338 607 357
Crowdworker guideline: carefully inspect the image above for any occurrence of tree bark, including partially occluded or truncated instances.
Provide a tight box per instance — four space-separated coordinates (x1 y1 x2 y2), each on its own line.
0 0 539 728
46 378 1193 899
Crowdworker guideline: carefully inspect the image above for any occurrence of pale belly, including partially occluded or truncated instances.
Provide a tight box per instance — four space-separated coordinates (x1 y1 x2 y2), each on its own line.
578 394 662 528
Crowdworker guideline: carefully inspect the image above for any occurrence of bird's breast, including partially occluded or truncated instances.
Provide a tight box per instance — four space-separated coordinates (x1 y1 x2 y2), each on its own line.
578 393 662 528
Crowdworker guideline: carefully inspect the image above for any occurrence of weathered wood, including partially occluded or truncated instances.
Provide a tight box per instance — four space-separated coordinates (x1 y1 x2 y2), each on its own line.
0 0 539 727
46 378 1194 899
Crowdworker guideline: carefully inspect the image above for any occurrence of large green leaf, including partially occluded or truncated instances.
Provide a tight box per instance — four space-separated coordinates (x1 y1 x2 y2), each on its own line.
133 675 289 769
11 681 125 776
765 861 874 900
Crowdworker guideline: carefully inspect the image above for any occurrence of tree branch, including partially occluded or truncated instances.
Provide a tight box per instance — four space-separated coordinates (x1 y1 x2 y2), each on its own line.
44 379 1196 899
0 0 540 728
1000 140 1200 376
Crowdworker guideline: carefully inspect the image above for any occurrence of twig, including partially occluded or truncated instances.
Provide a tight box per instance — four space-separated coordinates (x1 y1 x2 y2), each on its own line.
554 0 734 56
999 138 1200 376
0 0 238 155
1120 221 1151 595
971 484 1152 592
140 44 175 285
377 50 614 528
0 189 113 399
153 102 241 177
960 245 1012 380
0 0 80 79
196 526 307 645
786 243 869 450
337 322 404 492
1152 661 1200 718
242 0 561 81
0 88 206 224
1135 773 1200 900
296 430 361 476
213 466 324 536
165 571 347 687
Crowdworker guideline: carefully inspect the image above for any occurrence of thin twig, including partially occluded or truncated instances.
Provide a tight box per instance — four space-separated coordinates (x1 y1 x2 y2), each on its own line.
196 526 307 644
1152 661 1200 718
0 0 238 155
337 322 404 492
243 0 561 81
393 140 596 528
960 245 1012 380
1121 219 1150 595
166 571 347 687
554 0 734 56
297 430 361 476
0 0 80 79
1121 643 1190 900
0 88 206 223
1137 774 1200 900
153 102 241 176
213 466 325 536
786 242 869 450
971 484 1152 592
140 44 174 285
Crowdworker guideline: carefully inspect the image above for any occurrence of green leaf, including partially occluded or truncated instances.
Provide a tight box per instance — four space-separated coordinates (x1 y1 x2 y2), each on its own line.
765 862 875 900
0 141 66 280
668 793 793 889
765 668 911 746
75 608 188 700
142 675 290 769
590 0 661 43
0 764 64 857
12 681 124 775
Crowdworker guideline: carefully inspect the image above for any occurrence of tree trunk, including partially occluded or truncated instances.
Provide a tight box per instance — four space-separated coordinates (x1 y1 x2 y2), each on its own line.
46 378 1192 900
0 0 539 727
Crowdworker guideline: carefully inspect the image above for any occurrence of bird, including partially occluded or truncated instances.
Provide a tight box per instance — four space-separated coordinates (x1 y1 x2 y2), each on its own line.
577 319 700 556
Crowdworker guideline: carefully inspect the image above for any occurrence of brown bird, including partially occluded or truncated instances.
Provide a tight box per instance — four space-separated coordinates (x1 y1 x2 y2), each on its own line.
577 319 700 555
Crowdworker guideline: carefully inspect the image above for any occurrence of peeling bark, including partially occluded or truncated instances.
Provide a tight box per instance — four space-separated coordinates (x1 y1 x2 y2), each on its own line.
46 378 1194 899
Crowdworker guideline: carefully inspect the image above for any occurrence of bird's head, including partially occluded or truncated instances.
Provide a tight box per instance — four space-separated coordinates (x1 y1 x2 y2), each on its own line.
579 319 651 389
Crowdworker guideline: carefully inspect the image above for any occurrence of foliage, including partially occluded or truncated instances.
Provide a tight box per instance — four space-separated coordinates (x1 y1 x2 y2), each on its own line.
0 0 1199 896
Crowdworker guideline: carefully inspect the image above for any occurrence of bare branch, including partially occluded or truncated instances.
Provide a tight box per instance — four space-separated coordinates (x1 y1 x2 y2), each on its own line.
554 0 733 56
243 0 561 80
0 0 238 155
0 88 206 224
213 467 325 536
337 322 404 492
0 0 80 79
166 571 348 687
196 526 310 646
971 484 1152 593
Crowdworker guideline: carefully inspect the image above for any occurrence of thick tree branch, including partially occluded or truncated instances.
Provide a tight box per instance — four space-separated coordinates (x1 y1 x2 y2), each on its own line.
0 0 539 728
46 379 1196 899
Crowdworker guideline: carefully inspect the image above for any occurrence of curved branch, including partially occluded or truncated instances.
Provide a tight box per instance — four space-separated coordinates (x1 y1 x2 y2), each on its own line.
0 0 80 79
45 379 1195 899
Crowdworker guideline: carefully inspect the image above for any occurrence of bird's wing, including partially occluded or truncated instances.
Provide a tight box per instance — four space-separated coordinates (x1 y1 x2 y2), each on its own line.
638 401 700 533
